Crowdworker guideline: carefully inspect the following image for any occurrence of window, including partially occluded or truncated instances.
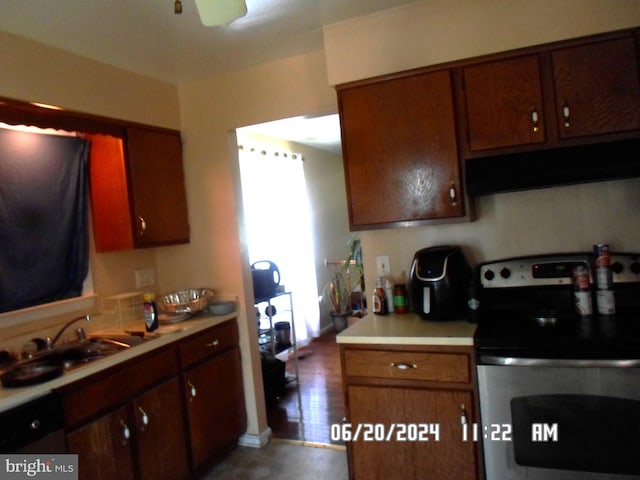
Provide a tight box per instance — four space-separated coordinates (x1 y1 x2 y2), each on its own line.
0 126 90 314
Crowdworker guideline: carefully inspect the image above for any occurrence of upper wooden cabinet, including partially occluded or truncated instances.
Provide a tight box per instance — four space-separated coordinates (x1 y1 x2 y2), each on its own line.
0 97 190 252
551 36 640 139
126 127 190 248
337 69 465 230
89 127 190 252
461 55 546 151
458 32 640 155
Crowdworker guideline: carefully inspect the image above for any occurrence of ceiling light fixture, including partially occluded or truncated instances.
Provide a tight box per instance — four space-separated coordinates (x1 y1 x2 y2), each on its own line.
195 0 247 26
174 0 183 14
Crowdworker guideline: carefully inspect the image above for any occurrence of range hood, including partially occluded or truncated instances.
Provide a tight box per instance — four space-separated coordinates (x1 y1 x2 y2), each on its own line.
465 139 640 196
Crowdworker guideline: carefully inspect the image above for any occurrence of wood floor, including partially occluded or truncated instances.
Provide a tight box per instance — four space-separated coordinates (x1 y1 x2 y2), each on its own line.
266 331 346 446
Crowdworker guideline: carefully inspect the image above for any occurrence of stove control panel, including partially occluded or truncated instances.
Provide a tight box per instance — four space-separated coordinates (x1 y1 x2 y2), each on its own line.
479 253 640 288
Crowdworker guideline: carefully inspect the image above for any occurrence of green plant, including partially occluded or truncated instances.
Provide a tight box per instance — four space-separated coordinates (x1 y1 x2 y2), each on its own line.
325 239 364 315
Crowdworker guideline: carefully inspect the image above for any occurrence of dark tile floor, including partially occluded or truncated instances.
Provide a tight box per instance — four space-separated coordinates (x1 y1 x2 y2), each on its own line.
202 439 347 479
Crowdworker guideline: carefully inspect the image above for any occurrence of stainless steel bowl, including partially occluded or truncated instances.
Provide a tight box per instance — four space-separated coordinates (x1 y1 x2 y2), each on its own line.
157 288 214 314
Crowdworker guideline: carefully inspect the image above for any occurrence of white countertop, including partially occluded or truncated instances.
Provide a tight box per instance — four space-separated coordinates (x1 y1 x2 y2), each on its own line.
336 313 476 346
0 312 237 413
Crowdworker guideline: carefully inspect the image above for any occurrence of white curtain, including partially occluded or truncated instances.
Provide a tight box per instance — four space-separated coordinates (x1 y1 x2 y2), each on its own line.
239 145 319 343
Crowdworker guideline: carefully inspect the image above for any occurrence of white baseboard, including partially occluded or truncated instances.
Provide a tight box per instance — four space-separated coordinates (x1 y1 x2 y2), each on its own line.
238 427 272 448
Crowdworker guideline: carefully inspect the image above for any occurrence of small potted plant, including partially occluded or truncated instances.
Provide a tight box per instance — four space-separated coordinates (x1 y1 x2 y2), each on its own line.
325 239 365 332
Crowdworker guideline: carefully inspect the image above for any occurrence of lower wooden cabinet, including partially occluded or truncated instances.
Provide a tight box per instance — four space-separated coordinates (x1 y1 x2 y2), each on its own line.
67 405 136 480
134 378 190 480
59 319 245 479
183 347 246 471
340 344 482 480
67 378 189 480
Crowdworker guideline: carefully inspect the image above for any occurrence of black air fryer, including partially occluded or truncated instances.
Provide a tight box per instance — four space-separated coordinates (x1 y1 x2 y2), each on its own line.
409 246 471 320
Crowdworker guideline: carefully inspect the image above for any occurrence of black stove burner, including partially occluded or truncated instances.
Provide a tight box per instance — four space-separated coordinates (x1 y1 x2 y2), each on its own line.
475 310 640 358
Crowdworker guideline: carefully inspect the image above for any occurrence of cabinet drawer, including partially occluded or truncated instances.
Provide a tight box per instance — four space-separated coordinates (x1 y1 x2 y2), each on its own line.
343 349 470 383
59 347 178 428
179 320 238 368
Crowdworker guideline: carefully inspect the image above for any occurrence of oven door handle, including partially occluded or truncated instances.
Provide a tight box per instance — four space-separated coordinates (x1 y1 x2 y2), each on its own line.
479 355 640 368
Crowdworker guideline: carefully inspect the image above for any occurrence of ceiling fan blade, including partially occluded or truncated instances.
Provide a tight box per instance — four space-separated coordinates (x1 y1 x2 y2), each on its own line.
195 0 248 26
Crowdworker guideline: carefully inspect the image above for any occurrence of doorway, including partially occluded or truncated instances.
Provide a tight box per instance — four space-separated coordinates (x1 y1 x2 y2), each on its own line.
237 114 352 335
236 114 351 445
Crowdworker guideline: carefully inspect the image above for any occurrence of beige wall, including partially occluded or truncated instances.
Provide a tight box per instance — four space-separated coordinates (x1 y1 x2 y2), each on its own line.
359 179 640 294
0 32 180 129
301 144 352 331
324 0 640 85
172 50 337 438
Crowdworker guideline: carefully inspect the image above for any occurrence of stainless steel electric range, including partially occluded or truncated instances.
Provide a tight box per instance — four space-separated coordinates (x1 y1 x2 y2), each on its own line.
473 252 640 480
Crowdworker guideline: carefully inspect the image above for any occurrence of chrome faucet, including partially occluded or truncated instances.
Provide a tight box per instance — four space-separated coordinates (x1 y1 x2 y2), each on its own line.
49 315 91 348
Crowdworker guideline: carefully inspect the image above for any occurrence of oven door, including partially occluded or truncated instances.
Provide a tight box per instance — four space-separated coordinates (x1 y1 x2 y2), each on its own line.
477 357 640 480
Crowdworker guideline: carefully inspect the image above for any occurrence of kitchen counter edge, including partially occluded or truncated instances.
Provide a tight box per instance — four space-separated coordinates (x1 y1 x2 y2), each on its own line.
0 312 238 413
336 313 476 346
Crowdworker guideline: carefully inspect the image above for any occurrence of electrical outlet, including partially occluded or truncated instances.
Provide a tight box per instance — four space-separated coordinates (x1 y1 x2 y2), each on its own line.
135 268 155 289
376 256 390 277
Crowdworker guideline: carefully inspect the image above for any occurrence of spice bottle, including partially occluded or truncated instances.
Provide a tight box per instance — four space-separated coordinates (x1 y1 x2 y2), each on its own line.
372 277 388 315
384 279 394 314
143 293 159 332
393 284 409 314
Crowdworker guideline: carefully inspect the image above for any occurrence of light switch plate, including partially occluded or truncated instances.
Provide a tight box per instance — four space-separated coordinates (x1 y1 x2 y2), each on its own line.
376 256 390 277
135 268 155 289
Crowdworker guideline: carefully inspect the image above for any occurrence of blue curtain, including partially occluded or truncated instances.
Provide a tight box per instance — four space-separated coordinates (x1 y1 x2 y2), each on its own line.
0 128 90 313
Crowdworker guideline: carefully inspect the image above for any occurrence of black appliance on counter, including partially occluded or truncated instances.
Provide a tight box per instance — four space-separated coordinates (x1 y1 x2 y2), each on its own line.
409 246 471 320
251 260 281 301
473 252 640 480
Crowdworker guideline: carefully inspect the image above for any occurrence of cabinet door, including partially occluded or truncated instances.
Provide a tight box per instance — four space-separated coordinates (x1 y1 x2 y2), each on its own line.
67 406 136 480
134 378 190 480
126 126 190 247
339 69 464 228
87 133 135 252
463 55 545 151
552 36 640 139
183 347 246 471
347 385 476 480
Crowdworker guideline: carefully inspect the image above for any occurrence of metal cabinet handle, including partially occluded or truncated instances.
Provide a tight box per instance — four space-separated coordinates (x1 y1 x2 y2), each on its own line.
138 216 147 236
120 420 131 441
562 103 570 128
531 108 540 132
390 362 417 370
138 407 149 427
188 381 197 398
449 181 458 206
205 339 220 348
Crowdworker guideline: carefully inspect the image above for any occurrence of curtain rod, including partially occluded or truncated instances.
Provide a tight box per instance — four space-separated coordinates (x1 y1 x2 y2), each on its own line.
238 144 302 161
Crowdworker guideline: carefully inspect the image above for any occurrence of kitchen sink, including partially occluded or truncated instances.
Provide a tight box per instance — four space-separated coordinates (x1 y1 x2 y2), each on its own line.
1 335 152 387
